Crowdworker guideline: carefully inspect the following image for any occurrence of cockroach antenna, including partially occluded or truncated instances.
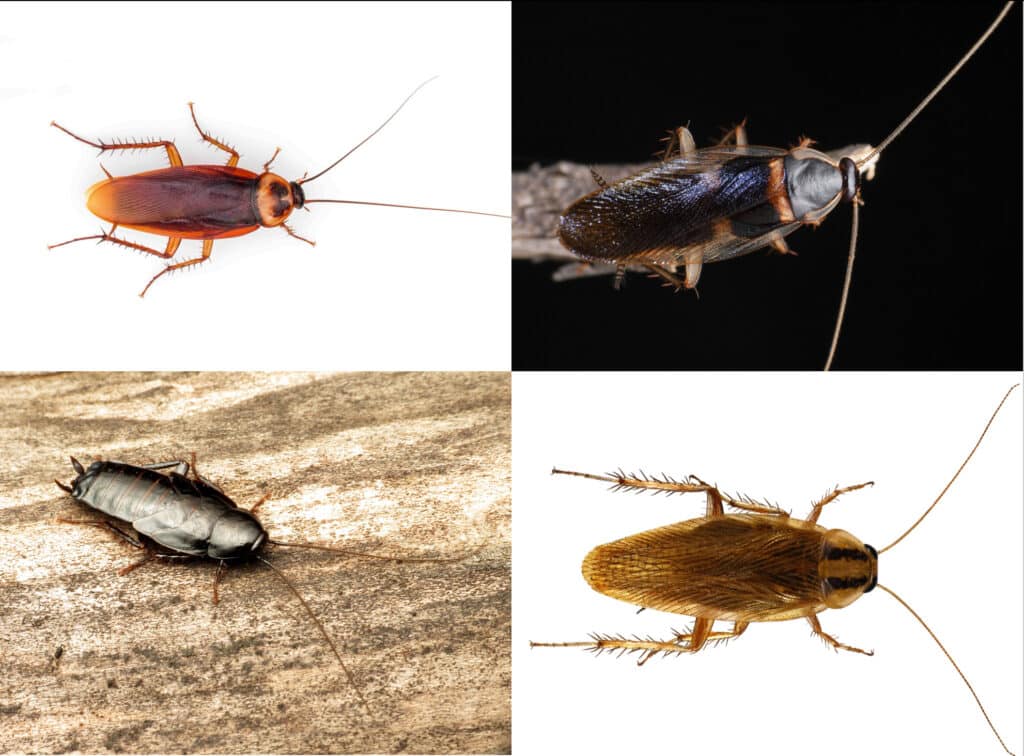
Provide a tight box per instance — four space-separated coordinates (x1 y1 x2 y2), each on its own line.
824 2 1015 370
298 76 509 218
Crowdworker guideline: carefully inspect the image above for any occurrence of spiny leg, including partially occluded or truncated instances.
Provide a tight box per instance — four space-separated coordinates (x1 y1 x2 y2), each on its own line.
263 147 281 173
280 222 315 246
188 103 239 167
643 264 685 291
50 121 182 166
552 469 789 519
55 517 186 575
56 517 145 550
660 126 696 160
49 228 181 264
807 614 873 656
717 119 749 148
140 239 213 298
805 481 874 524
532 620 750 662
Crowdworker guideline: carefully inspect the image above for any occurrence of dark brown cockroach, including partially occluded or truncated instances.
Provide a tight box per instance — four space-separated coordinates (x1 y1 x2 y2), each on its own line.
532 385 1019 754
49 78 508 297
55 454 469 717
556 3 1014 369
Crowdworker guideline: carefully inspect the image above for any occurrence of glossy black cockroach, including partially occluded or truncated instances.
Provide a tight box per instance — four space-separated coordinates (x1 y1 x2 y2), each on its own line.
556 3 1014 370
54 455 460 714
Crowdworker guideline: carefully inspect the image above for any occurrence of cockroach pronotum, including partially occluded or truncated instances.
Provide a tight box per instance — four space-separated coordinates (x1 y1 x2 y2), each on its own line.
54 454 469 716
49 78 508 297
531 385 1019 754
553 3 1014 370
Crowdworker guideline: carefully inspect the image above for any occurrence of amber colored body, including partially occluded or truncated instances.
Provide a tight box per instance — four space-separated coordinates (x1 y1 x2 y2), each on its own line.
585 512 877 624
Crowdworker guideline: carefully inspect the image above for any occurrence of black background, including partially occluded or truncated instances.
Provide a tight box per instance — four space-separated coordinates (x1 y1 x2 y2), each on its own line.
513 3 1022 370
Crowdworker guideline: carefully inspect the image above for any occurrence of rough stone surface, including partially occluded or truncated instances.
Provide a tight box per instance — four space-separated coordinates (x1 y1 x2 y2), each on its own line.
0 372 510 754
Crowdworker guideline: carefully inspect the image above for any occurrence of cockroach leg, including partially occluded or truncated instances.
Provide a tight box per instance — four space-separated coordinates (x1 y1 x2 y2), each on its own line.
54 516 190 578
55 517 146 550
769 233 797 256
533 619 751 661
50 121 183 167
50 230 182 265
249 493 271 515
639 619 752 662
187 103 239 168
716 120 748 148
807 614 873 656
212 560 228 605
642 264 685 291
263 147 282 174
805 480 874 524
613 265 626 290
589 168 608 189
678 127 697 155
280 222 315 247
660 127 696 160
118 549 158 576
140 239 212 298
682 249 703 289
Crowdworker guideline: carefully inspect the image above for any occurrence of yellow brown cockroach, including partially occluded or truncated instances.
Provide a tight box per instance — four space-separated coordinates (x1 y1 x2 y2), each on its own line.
532 385 1019 755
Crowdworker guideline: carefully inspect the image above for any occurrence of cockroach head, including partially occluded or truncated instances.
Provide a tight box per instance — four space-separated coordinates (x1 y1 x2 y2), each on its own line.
290 181 305 209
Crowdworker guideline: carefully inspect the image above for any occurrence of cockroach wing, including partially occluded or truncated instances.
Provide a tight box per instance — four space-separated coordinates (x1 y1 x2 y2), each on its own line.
583 514 829 623
86 166 262 241
558 146 804 268
129 472 243 555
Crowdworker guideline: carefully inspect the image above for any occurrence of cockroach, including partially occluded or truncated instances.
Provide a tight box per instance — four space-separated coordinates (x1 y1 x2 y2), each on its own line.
48 78 508 297
531 385 1019 754
554 3 1014 370
54 454 466 716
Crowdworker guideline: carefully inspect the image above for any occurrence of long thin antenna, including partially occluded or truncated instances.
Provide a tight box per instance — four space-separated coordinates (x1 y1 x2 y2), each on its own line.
879 384 1018 554
297 76 439 186
829 3 1013 371
877 583 1015 755
857 3 1013 169
254 555 373 717
824 199 859 371
304 198 509 219
269 539 479 563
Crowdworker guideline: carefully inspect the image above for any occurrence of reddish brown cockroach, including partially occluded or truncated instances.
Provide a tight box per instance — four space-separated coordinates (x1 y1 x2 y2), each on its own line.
531 384 1020 754
49 78 507 297
555 3 1014 369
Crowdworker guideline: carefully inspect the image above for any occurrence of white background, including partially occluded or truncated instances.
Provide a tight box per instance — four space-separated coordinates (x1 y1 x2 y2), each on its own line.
0 2 509 369
514 373 1023 756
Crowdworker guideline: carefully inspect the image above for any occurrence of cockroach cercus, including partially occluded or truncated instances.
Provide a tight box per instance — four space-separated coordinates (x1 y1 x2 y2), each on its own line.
531 385 1019 754
555 3 1014 369
49 78 508 297
55 454 471 717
